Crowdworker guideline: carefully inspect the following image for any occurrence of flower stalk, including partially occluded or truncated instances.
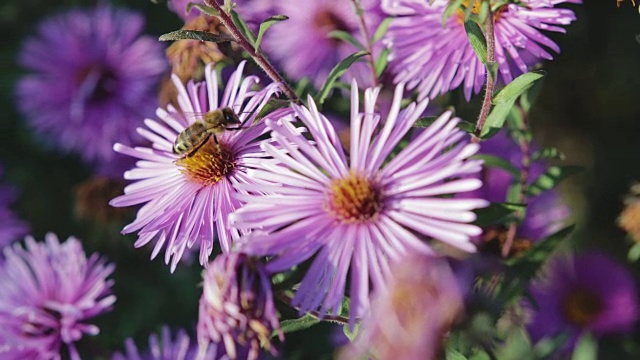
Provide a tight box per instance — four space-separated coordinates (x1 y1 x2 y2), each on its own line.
350 0 378 87
473 9 496 141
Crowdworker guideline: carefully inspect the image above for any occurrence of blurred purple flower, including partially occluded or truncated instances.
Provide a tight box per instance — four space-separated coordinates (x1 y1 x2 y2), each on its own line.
0 233 115 360
197 253 281 360
16 4 166 175
382 0 580 100
168 0 274 26
231 80 487 325
468 130 570 241
338 254 464 360
525 252 638 350
112 326 223 360
110 62 283 272
259 0 383 88
0 166 29 249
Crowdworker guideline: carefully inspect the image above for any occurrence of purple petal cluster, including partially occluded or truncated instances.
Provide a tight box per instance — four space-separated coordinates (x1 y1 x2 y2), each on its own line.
0 233 115 359
231 80 487 325
110 62 283 271
0 166 29 249
338 254 464 360
16 4 166 175
525 252 638 350
197 253 281 360
382 0 581 100
112 326 223 360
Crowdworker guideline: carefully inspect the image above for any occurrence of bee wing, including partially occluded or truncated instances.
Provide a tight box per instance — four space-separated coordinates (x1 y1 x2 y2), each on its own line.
179 111 210 123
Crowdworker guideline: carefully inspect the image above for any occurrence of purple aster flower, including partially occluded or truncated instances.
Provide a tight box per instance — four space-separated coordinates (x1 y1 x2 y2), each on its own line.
231 80 488 325
110 62 284 272
112 326 223 360
0 233 116 360
338 254 463 360
16 4 166 175
382 0 580 100
525 252 638 351
467 130 570 242
197 253 282 360
259 0 383 88
0 166 29 249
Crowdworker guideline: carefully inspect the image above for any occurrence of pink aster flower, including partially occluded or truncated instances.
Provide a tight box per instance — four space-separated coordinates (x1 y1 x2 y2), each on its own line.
231 80 488 324
197 253 282 360
382 0 580 100
110 62 283 272
338 254 464 360
0 233 115 360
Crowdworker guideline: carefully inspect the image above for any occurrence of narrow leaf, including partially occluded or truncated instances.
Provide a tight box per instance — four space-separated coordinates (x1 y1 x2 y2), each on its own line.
328 30 366 51
532 147 566 161
474 202 524 227
472 154 520 177
446 349 469 360
571 332 597 360
465 20 487 64
527 165 583 196
343 323 360 342
628 242 640 262
375 47 390 77
254 15 288 51
481 97 517 138
230 10 256 45
443 0 465 25
279 315 321 334
493 71 545 105
316 51 369 105
373 17 392 42
159 30 234 43
188 3 219 17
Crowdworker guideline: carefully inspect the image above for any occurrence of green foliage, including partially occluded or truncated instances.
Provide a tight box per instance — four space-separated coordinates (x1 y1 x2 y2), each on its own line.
474 202 524 227
572 332 598 360
527 165 583 196
254 15 288 52
279 315 321 335
464 20 487 64
532 147 567 161
343 322 360 342
473 154 521 177
158 29 234 42
316 51 369 105
187 3 219 17
628 242 640 262
328 30 366 51
230 9 256 45
443 0 466 25
372 17 392 42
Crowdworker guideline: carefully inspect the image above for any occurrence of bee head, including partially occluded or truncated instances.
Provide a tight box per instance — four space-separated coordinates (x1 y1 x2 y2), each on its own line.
221 108 241 125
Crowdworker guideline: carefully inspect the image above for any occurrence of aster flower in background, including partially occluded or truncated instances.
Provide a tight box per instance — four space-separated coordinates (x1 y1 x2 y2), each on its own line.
465 130 570 246
338 254 464 360
231 80 487 325
0 233 115 359
112 326 223 360
16 4 166 176
197 253 282 360
110 62 283 271
0 166 29 249
382 0 580 100
258 0 383 89
525 252 638 351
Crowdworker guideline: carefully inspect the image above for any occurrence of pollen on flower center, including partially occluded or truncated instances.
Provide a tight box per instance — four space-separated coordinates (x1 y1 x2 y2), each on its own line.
325 172 383 223
176 139 236 186
562 288 604 327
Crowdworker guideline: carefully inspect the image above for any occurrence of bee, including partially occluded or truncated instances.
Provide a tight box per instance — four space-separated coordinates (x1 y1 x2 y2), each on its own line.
173 107 242 156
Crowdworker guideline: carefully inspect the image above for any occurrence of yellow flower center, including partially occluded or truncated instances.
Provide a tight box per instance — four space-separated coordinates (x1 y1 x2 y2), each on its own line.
325 172 383 223
562 288 604 327
455 1 506 24
176 139 236 186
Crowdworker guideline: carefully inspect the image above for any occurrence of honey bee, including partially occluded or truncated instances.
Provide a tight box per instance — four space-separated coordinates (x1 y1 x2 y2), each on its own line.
173 107 242 156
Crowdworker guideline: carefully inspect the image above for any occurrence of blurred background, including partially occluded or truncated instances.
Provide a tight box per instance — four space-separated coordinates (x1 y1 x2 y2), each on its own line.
1 0 639 358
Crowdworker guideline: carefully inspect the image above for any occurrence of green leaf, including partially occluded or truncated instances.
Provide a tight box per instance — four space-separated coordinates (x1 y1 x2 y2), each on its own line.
316 51 369 105
373 17 392 42
187 3 219 17
572 332 598 360
159 30 234 43
279 315 321 334
472 154 520 177
481 97 517 138
531 147 566 161
474 202 524 227
446 349 468 360
343 323 360 342
328 30 366 51
527 165 583 196
443 0 465 25
465 20 487 64
492 71 545 105
253 98 292 123
230 10 256 45
375 47 390 77
254 15 288 52
628 242 640 262
413 116 439 128
533 333 570 358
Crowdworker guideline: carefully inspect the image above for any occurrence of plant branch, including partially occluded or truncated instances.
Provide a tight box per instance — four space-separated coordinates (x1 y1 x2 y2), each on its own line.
350 0 378 87
473 10 496 142
276 292 350 325
203 0 299 102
